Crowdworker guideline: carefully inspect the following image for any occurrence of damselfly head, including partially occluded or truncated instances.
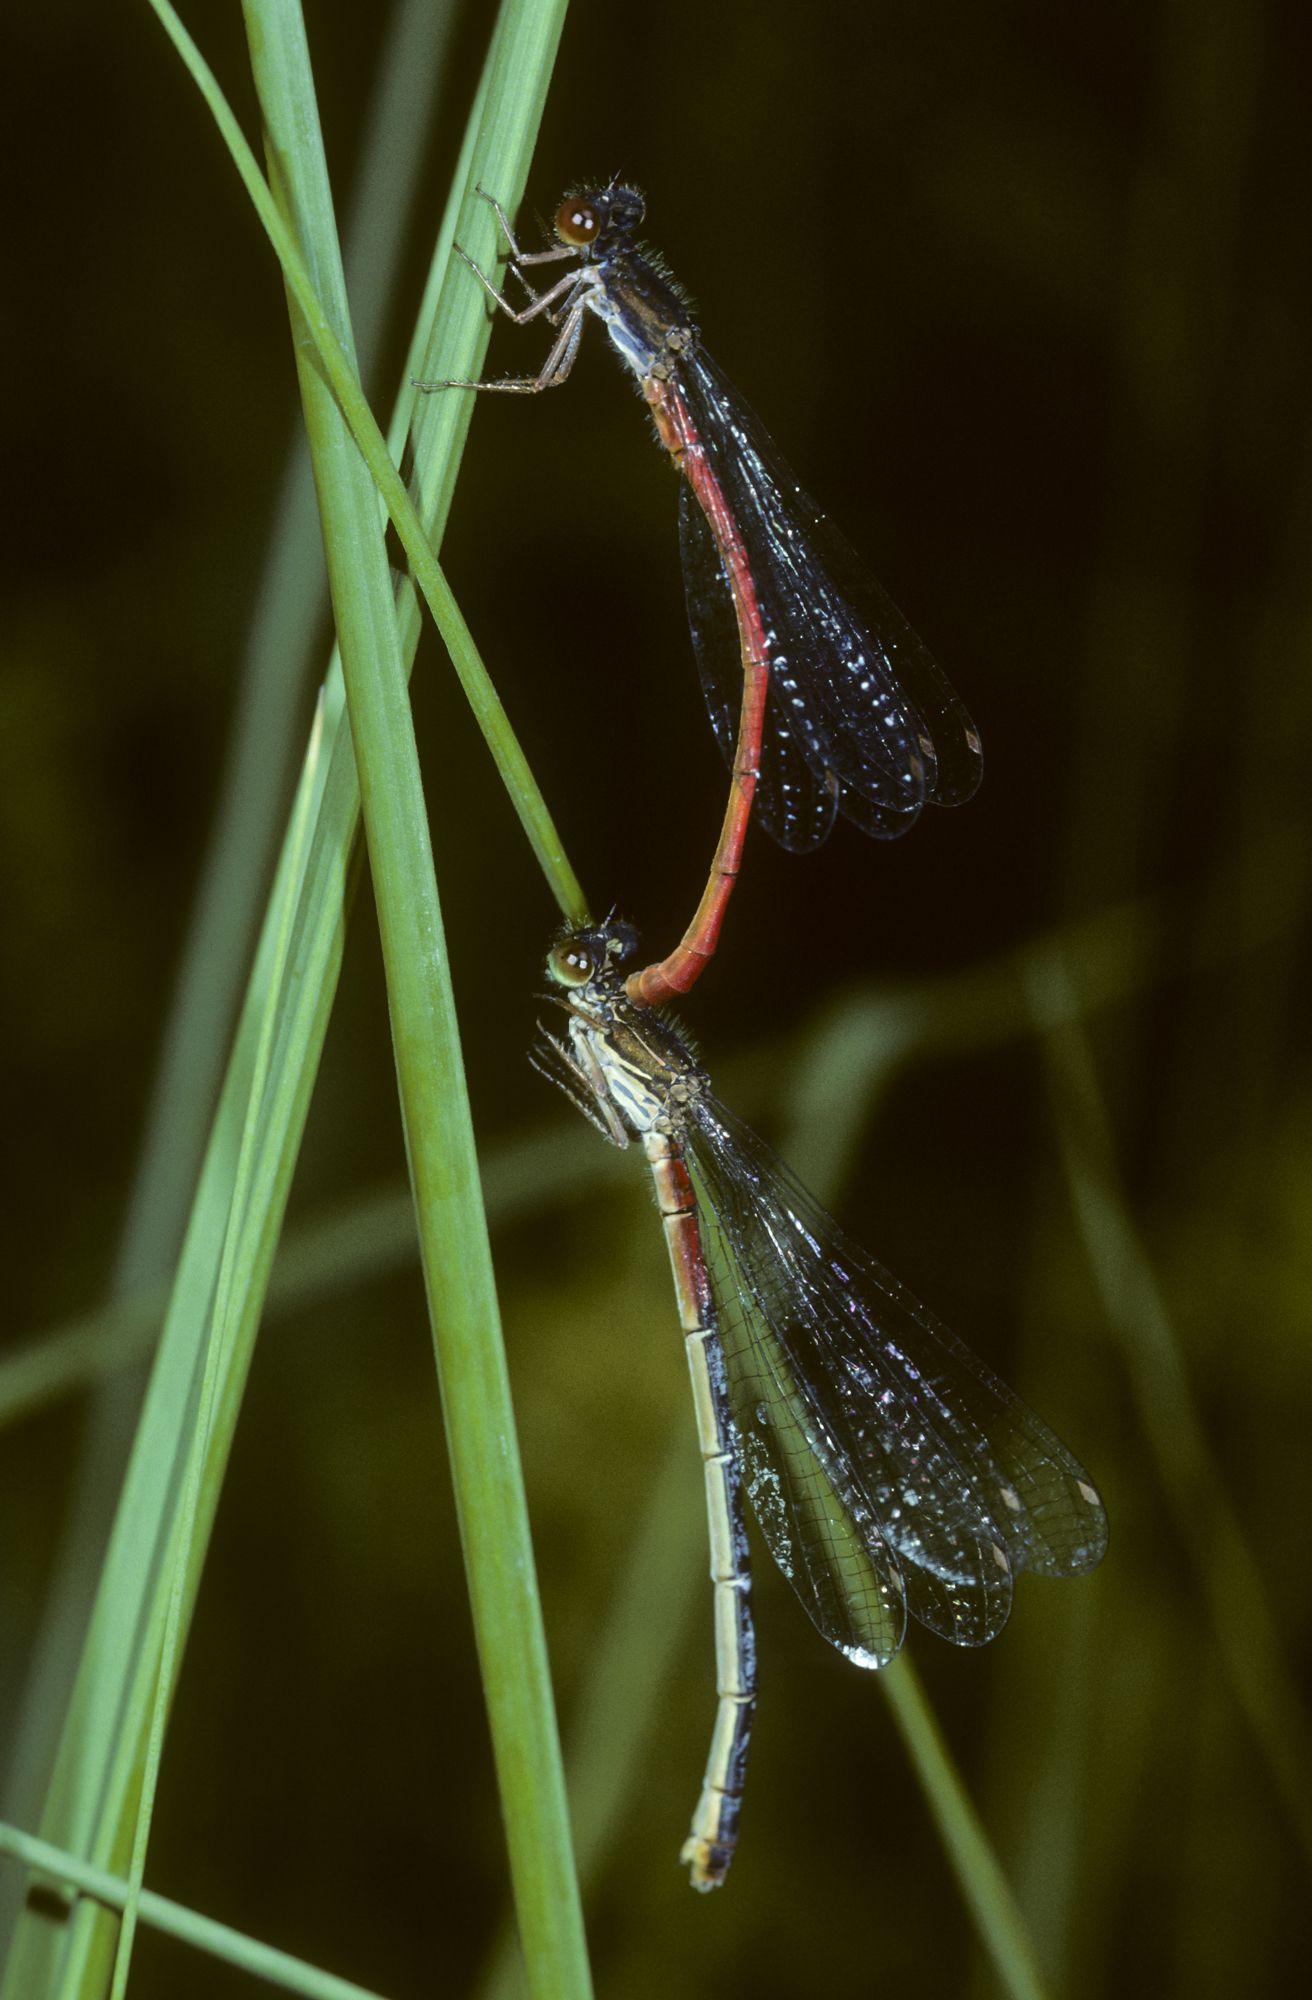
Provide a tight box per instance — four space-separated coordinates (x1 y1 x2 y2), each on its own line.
546 919 640 991
555 184 645 251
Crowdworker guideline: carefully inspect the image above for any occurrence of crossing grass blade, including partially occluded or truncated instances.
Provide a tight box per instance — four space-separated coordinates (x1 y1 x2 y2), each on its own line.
2 3 587 1998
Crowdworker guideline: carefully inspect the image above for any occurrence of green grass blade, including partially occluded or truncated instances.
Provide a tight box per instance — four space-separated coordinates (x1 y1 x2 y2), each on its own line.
0 6 454 1940
105 699 329 1997
4 3 578 1995
882 1660 1050 2000
151 0 585 921
239 4 591 1992
118 0 462 1303
4 707 350 1999
0 1823 395 2000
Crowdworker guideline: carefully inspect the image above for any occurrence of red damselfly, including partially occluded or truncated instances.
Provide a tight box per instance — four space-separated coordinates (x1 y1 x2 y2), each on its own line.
429 185 983 1005
535 922 1107 1890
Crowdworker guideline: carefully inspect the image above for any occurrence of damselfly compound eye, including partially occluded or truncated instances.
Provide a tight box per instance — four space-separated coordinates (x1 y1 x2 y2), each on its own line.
556 199 600 245
547 938 596 987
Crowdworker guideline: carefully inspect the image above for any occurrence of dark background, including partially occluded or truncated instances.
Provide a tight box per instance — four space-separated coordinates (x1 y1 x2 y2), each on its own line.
3 1 1310 1995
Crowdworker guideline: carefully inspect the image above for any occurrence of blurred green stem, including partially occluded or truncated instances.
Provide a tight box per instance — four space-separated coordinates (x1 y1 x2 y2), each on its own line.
883 1659 1050 2000
1029 946 1312 1871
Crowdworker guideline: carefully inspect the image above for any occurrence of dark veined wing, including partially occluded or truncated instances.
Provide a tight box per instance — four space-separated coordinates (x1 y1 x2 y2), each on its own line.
679 478 838 851
683 1093 1107 1660
675 346 983 845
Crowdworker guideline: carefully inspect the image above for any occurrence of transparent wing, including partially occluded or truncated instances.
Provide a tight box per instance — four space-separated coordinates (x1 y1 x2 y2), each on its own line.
691 1172 910 1667
684 1095 1107 1658
675 347 983 845
679 479 840 852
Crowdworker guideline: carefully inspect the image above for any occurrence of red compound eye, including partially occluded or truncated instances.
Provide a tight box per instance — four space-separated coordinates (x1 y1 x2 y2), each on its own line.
556 198 600 245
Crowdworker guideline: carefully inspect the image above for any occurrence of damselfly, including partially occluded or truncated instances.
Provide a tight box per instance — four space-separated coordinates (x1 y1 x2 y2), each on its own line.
430 185 983 1005
535 922 1107 1890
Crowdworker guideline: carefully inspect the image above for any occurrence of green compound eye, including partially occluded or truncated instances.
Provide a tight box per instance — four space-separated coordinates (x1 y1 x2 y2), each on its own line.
546 937 597 988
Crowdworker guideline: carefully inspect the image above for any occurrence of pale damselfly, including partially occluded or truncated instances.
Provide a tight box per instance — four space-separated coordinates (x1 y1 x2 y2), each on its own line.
534 921 1108 1889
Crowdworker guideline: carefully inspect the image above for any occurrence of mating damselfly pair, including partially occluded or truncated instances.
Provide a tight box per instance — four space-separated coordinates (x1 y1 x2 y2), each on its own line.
434 183 1107 1889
